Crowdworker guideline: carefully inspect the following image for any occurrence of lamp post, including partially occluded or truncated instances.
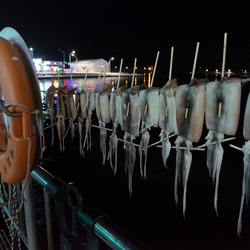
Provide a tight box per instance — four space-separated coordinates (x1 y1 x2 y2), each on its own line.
109 57 114 72
29 48 34 58
58 48 65 68
69 50 75 64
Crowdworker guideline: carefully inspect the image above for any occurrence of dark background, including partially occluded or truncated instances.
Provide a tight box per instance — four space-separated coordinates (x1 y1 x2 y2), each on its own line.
1 1 250 73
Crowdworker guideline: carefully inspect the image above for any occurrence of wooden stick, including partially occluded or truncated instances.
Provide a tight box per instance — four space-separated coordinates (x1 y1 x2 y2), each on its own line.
92 71 102 93
221 33 227 78
112 121 118 135
218 102 222 118
191 42 200 80
131 58 137 87
44 116 70 130
92 124 114 132
150 51 160 87
63 122 71 140
117 138 140 147
144 104 148 115
147 133 178 148
83 70 88 88
169 47 174 80
156 145 205 151
166 105 168 116
126 102 130 116
196 137 236 148
185 108 189 118
139 124 153 133
230 144 243 152
117 58 123 89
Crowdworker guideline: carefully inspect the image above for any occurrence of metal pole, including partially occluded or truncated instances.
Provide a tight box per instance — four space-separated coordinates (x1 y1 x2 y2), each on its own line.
23 176 38 250
43 188 54 250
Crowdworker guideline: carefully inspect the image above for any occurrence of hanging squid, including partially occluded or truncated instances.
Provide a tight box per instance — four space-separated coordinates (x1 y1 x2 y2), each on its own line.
96 82 113 165
45 85 57 146
138 87 160 179
109 85 127 175
237 88 250 238
205 78 241 216
121 86 145 197
76 90 87 157
85 92 97 150
66 86 77 142
56 85 67 152
159 78 179 168
174 78 207 218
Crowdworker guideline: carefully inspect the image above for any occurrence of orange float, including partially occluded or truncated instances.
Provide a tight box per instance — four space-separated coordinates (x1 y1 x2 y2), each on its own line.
0 37 37 184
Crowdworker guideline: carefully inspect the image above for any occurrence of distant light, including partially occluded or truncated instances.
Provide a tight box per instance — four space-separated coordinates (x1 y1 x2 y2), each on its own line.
228 69 231 72
148 67 151 70
216 69 218 72
206 69 208 72
29 48 33 51
115 66 117 69
126 66 128 69
144 67 146 70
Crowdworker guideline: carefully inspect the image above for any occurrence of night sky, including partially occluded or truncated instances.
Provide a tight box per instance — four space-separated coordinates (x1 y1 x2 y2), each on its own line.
2 1 250 74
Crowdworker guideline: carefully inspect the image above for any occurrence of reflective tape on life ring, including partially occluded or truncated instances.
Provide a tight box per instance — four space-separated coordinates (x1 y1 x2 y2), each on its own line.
0 37 36 184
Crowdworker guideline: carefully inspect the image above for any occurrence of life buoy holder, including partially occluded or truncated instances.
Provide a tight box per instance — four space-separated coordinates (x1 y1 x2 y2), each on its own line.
0 37 36 184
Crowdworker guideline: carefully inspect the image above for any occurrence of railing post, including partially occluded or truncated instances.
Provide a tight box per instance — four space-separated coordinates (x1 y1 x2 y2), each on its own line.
23 176 38 250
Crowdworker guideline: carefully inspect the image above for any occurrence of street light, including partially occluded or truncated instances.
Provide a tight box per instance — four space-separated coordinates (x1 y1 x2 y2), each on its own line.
58 48 65 68
109 57 114 72
29 47 34 58
71 53 78 62
69 50 75 64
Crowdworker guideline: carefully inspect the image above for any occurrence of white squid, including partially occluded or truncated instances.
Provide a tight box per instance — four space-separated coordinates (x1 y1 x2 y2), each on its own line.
205 78 241 216
56 85 67 152
45 85 57 146
66 86 77 142
174 79 206 218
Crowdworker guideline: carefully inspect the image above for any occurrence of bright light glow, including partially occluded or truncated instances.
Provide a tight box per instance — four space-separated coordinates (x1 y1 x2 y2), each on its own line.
148 67 151 70
216 69 218 72
126 66 128 69
206 69 208 71
29 47 33 51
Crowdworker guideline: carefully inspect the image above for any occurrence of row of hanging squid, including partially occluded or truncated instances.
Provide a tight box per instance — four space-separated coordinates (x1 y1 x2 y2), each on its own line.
45 76 250 238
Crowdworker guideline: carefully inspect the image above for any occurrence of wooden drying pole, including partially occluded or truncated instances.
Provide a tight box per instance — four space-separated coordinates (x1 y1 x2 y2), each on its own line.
221 32 227 78
218 33 227 117
131 58 137 87
169 46 174 80
191 42 200 80
150 51 160 87
117 58 123 89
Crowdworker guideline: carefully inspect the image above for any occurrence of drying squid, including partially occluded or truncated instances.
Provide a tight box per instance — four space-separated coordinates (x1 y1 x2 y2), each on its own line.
85 92 97 150
174 78 206 218
159 78 178 168
76 90 87 157
121 86 143 196
96 82 113 165
138 87 159 179
205 78 241 216
66 86 77 142
108 85 127 174
45 85 57 146
139 121 150 179
57 85 67 152
237 89 250 238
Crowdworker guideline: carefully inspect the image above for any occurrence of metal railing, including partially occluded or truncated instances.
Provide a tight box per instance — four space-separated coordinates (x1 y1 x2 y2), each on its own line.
30 166 148 250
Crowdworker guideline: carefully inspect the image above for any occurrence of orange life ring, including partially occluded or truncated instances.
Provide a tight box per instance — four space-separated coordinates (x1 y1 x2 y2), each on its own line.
0 37 36 184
